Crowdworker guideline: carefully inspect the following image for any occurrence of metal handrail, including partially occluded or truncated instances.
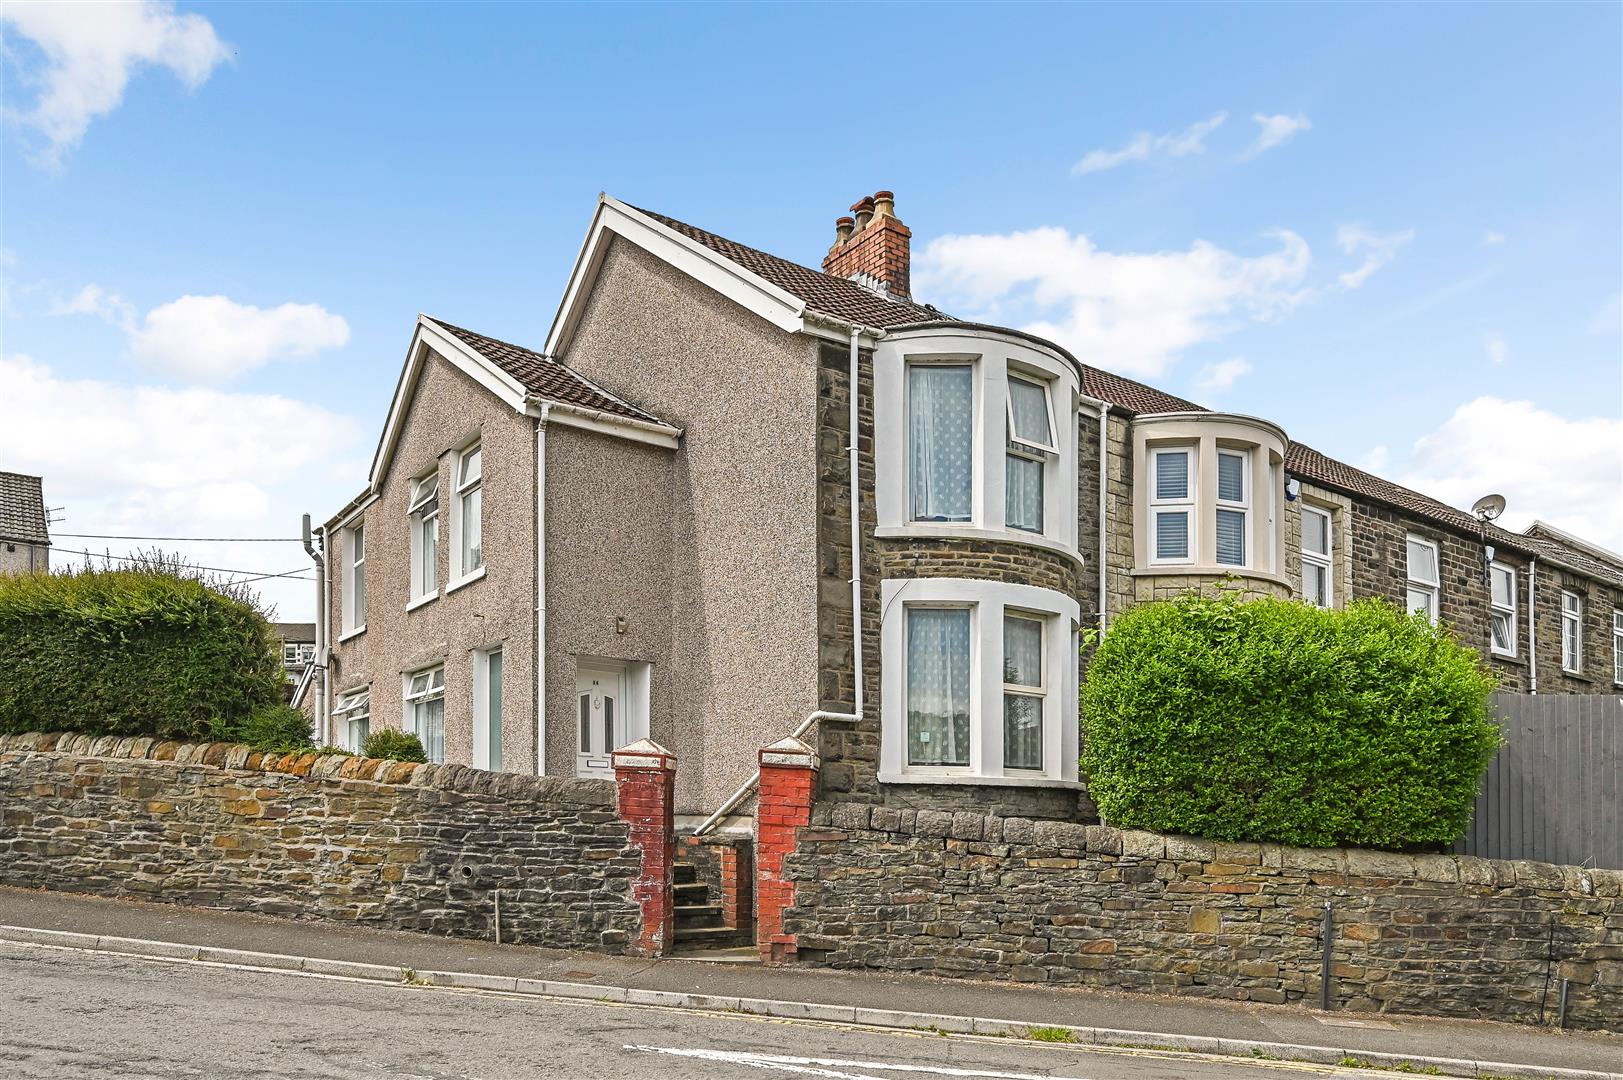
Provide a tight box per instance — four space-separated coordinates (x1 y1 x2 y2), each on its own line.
690 710 858 836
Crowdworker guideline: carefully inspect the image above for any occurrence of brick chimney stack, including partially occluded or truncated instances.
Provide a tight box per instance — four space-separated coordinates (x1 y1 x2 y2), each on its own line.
822 189 911 299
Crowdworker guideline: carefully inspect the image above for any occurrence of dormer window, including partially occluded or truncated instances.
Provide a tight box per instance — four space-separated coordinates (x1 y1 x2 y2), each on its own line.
1005 374 1055 534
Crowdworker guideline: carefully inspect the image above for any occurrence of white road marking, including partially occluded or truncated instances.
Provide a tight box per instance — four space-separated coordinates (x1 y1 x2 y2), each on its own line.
624 1045 1101 1080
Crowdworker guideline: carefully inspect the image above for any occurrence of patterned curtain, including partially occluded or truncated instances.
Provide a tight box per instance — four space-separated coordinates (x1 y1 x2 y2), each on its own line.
907 608 971 766
909 366 973 522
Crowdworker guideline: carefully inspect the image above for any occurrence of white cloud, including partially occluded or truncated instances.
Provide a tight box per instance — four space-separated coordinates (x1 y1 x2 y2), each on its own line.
52 283 137 326
1336 224 1415 289
1397 396 1623 552
1591 292 1621 336
1 1 229 166
915 226 1310 376
1484 332 1508 367
0 353 364 618
127 294 351 380
1245 113 1311 157
1358 445 1391 474
1482 231 1507 246
1194 357 1253 392
1072 112 1227 176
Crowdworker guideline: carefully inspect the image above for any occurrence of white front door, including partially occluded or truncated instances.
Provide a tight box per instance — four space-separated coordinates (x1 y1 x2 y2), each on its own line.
576 663 626 778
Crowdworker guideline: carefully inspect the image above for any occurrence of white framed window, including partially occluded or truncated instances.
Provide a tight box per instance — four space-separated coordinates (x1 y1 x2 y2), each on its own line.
880 577 1080 785
341 524 366 634
404 665 446 763
451 441 484 580
1004 374 1055 535
473 647 504 772
1560 591 1582 673
1612 610 1622 684
1405 534 1439 623
908 363 974 523
1214 448 1248 567
1300 505 1333 607
407 471 439 602
1150 446 1195 564
334 687 371 752
1489 563 1517 657
1001 612 1045 771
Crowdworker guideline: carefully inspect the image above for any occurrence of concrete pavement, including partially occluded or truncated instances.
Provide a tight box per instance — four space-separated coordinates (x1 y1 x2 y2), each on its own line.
0 886 1617 1078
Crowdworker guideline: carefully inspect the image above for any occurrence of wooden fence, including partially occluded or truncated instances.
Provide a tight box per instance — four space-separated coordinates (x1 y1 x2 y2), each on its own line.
1454 692 1623 869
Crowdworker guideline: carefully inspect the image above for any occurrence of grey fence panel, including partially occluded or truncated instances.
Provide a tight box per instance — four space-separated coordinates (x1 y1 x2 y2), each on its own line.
1454 692 1623 869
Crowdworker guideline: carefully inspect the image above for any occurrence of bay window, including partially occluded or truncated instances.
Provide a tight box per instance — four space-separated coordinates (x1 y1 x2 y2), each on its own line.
405 665 446 763
1560 591 1582 673
1300 505 1332 607
1215 449 1249 567
334 687 371 752
881 578 1080 785
451 441 484 582
1489 563 1516 657
1150 447 1194 563
1405 535 1439 623
908 364 973 523
407 471 439 602
1004 374 1055 534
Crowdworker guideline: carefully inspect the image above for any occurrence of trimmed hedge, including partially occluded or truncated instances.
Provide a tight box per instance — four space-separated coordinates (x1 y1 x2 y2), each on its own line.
361 729 427 763
0 566 286 742
1081 594 1500 850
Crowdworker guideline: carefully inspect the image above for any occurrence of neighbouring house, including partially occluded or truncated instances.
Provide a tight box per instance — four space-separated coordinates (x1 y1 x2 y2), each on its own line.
0 472 51 575
316 190 1623 828
273 622 317 705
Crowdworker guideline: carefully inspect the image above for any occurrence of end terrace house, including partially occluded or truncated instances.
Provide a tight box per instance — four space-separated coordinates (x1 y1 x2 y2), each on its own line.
316 190 1623 825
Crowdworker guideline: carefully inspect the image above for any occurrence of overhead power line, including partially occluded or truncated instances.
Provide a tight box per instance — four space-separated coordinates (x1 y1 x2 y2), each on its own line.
54 533 304 542
51 546 316 583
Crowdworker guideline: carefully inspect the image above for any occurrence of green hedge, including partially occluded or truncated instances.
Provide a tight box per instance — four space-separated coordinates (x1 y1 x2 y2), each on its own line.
361 729 426 763
1081 594 1500 850
0 566 286 742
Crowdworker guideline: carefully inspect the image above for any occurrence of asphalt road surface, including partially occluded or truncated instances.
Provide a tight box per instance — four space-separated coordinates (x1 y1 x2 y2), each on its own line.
1 941 1416 1080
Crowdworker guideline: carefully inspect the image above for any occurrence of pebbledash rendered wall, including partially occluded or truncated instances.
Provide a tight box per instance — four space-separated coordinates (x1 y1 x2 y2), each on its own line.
779 802 1623 1031
0 732 644 952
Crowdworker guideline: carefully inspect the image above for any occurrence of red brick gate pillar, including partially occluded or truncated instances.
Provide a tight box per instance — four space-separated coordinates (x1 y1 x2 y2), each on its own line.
754 735 818 964
612 739 676 957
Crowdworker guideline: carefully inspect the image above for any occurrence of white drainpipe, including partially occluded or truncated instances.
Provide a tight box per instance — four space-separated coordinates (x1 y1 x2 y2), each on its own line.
301 514 329 743
535 403 552 773
1076 393 1111 632
848 325 866 723
1527 556 1538 694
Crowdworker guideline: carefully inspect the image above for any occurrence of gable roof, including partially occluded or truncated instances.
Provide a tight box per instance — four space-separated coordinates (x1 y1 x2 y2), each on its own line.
428 318 660 423
0 472 49 545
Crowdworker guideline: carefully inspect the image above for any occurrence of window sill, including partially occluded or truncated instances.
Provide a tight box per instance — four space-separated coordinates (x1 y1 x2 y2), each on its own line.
1130 565 1295 590
1560 668 1591 682
1489 650 1523 665
405 593 439 613
445 566 487 594
878 771 1085 791
337 625 366 644
874 524 1084 568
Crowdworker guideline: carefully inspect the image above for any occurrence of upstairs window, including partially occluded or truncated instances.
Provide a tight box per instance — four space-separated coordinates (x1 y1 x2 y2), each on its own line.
1004 375 1055 535
334 687 370 752
1300 505 1333 607
908 364 973 523
342 524 366 633
1002 613 1045 771
407 471 439 601
454 442 484 578
1488 564 1516 657
405 666 446 763
1560 591 1583 673
1612 610 1622 684
1405 535 1439 623
1214 449 1248 567
1150 447 1194 563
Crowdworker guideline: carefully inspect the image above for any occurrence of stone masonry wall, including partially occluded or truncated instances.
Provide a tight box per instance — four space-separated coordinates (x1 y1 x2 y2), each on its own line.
0 733 642 952
783 803 1623 1031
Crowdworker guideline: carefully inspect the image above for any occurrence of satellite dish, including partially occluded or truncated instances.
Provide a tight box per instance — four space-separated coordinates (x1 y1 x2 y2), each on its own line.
1471 494 1506 522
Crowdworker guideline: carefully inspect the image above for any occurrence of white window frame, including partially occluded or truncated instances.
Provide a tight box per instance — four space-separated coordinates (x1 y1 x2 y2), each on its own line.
334 687 371 752
282 643 301 665
1560 590 1583 673
340 524 366 636
907 359 976 526
1214 447 1249 569
879 577 1080 786
448 440 485 588
403 664 447 763
1612 610 1622 685
1488 563 1517 658
1004 372 1056 536
1149 445 1196 566
1405 534 1440 624
473 646 503 772
407 470 440 605
1001 610 1047 772
1300 504 1333 608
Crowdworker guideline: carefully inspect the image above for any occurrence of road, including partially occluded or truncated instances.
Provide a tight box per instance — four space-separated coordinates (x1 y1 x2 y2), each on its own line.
1 941 1420 1080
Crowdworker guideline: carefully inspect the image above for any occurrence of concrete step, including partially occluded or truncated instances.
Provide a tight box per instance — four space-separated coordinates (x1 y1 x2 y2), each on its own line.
671 924 752 948
674 903 724 930
674 881 709 902
673 862 698 885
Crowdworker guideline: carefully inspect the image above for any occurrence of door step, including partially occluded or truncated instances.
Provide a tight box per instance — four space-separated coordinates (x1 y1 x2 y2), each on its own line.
668 944 761 964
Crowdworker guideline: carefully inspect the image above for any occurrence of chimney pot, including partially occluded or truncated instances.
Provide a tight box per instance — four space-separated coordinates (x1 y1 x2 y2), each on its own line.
830 215 855 252
851 196 875 232
872 191 895 218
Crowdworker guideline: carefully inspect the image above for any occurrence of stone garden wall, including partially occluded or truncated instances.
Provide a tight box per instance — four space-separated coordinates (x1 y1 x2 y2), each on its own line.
782 802 1623 1031
0 732 643 951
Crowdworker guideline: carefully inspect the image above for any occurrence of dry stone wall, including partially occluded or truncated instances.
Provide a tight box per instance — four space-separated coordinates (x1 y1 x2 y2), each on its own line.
783 802 1623 1031
0 732 642 951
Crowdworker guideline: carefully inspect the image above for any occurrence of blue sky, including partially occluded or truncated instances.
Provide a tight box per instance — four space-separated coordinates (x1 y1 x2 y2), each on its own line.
3 2 1619 620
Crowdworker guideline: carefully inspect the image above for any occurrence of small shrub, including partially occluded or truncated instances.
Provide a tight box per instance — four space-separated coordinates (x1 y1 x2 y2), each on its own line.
1081 594 1500 850
235 704 315 753
362 729 427 763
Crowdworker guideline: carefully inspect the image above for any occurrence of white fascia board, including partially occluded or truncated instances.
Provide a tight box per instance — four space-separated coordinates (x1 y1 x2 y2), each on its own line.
529 398 682 450
367 317 529 491
544 194 808 357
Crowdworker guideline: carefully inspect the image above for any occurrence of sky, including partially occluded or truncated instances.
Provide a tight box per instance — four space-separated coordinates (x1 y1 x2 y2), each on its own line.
2 1 1620 622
